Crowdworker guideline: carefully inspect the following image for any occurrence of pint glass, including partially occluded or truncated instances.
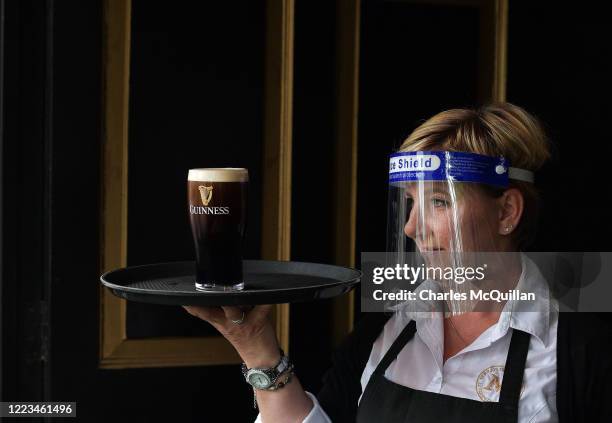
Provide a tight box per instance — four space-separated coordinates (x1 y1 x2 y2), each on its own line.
187 168 248 291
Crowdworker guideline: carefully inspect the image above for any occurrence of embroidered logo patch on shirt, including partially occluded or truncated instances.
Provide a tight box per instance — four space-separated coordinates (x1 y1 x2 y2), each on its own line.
476 365 505 401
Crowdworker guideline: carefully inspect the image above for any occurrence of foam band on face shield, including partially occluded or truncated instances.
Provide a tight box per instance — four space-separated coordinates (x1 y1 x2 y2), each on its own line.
388 151 534 187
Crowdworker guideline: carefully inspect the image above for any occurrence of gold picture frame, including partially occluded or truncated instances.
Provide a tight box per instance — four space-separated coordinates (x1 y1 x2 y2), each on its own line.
331 0 361 346
99 0 293 369
99 0 507 368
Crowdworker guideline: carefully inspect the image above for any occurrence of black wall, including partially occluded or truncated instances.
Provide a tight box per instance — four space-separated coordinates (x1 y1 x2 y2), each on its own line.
506 1 612 252
125 0 266 339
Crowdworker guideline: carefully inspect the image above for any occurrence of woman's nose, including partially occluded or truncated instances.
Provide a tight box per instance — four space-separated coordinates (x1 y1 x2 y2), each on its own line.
404 206 419 240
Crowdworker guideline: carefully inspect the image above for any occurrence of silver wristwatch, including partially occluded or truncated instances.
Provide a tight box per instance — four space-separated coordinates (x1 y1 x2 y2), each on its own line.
241 352 292 390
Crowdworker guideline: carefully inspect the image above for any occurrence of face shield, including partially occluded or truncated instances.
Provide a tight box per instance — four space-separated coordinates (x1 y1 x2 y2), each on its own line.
385 151 535 314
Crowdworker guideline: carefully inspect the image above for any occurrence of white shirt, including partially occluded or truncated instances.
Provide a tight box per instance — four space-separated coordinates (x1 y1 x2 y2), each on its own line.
255 254 558 423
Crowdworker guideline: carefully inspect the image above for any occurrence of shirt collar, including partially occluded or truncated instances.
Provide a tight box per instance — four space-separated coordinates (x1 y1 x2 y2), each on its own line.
491 253 555 347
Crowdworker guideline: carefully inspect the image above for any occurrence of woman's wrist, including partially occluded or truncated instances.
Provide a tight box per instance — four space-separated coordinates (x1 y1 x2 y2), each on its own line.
234 325 282 368
241 345 282 368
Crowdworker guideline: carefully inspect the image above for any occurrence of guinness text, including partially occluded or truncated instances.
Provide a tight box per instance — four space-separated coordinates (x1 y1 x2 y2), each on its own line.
190 205 230 215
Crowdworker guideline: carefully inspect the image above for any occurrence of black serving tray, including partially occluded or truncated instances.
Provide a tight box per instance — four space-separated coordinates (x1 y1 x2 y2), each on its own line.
100 260 361 306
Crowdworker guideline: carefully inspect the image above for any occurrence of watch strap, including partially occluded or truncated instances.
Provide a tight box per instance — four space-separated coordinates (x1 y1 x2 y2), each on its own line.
251 365 295 410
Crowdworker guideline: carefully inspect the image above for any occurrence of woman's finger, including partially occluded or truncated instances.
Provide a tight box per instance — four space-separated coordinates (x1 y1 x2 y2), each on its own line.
182 305 225 324
221 306 244 323
248 304 273 322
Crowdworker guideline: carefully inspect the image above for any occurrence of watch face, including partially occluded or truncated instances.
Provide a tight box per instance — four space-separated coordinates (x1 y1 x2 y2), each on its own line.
248 371 271 389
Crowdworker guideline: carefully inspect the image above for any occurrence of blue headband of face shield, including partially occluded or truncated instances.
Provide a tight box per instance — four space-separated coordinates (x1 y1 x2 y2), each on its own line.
389 151 534 187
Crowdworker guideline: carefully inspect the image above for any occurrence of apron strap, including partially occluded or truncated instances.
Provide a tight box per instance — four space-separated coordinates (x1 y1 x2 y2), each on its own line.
498 328 531 408
373 320 417 376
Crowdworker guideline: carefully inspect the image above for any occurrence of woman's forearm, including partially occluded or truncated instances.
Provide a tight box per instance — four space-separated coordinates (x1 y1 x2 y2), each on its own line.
254 375 314 423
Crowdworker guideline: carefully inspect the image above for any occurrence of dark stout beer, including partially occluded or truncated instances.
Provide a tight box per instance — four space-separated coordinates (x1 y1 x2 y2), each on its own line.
187 168 248 291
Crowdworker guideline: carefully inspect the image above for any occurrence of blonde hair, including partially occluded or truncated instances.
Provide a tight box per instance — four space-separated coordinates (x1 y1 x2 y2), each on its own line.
399 103 551 249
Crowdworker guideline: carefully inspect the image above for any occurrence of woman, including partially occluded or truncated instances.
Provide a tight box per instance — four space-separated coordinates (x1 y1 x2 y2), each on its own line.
184 103 612 422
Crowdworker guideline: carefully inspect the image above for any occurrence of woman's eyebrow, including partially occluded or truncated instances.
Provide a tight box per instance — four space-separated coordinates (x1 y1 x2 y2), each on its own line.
404 187 450 197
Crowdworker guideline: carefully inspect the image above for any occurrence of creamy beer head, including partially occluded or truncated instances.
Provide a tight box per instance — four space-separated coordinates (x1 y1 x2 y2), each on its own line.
188 168 248 183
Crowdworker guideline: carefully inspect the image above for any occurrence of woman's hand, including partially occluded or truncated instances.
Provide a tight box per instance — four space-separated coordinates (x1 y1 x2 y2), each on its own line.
182 304 281 368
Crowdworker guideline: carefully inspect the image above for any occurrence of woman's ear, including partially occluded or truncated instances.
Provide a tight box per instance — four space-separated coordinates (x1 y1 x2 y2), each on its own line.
497 188 524 235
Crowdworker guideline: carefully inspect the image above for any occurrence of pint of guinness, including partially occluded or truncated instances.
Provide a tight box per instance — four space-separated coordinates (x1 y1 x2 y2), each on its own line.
187 168 248 291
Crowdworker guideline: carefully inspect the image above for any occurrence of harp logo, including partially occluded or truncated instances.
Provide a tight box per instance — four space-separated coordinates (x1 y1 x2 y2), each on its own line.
476 365 504 401
198 185 213 206
190 184 229 215
476 365 524 402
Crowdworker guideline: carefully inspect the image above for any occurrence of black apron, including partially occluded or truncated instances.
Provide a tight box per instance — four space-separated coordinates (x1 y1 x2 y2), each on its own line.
356 320 531 423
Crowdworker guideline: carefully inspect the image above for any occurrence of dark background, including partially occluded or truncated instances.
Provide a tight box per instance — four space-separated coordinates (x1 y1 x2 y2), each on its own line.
125 0 265 339
2 0 611 421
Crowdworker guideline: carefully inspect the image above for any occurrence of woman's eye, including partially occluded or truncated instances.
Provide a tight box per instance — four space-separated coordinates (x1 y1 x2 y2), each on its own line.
432 198 448 208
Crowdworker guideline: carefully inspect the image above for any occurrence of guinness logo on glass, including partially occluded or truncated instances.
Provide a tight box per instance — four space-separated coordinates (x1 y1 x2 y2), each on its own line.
198 185 213 206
